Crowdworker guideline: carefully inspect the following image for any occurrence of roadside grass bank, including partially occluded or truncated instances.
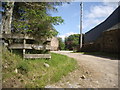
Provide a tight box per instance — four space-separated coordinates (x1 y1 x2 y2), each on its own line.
2 48 78 88
73 51 118 59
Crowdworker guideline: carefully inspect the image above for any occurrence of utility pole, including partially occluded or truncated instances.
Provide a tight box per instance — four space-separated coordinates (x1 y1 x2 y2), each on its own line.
80 2 83 49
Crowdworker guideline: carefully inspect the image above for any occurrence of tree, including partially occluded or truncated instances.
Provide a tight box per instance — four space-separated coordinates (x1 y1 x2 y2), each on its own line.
12 2 64 42
58 37 65 50
1 2 14 34
65 34 80 50
2 2 65 42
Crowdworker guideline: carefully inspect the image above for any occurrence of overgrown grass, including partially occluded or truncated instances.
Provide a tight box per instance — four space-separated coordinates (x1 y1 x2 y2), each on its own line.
2 47 77 88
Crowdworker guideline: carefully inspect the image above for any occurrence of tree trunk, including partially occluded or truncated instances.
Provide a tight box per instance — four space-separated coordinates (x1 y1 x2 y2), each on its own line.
1 1 14 34
0 2 2 34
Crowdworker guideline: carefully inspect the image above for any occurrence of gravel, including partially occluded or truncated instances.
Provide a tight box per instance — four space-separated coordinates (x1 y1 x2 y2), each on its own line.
46 51 118 88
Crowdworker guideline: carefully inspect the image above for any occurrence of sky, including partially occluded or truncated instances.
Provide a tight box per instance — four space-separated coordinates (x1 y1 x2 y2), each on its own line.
0 1 118 39
50 2 118 40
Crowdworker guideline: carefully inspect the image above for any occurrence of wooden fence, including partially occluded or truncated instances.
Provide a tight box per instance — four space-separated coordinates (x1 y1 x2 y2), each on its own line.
1 33 51 59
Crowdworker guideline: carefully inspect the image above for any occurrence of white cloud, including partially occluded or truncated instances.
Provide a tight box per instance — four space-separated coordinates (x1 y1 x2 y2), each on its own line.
58 35 66 40
61 3 69 8
77 18 104 33
102 0 120 3
86 5 116 19
58 32 77 40
83 2 118 33
55 3 70 9
103 1 118 7
66 32 77 36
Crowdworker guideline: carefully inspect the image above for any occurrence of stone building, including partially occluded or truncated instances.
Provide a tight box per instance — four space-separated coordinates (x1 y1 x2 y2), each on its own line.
50 37 59 51
98 24 120 53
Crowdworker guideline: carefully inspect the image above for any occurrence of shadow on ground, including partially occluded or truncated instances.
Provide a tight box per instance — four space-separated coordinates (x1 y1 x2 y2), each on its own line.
80 52 119 60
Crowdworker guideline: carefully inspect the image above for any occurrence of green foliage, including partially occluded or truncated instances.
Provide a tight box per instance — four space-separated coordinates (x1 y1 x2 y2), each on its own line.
17 61 29 74
58 37 65 50
65 34 80 50
12 2 64 42
49 53 77 82
2 48 21 73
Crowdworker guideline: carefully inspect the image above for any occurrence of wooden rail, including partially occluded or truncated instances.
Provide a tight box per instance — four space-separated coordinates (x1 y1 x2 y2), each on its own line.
9 44 51 50
24 54 51 59
1 34 51 41
1 33 51 59
9 44 32 49
2 34 34 39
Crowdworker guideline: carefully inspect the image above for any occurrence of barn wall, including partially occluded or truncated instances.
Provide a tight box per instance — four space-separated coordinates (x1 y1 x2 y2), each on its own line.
100 29 119 53
82 29 120 53
84 6 120 44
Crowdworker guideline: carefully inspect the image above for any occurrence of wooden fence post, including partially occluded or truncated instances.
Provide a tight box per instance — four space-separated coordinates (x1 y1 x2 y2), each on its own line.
23 37 26 58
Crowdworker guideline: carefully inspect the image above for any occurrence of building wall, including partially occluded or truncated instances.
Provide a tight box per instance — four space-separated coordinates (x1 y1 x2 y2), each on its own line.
82 29 120 53
100 29 119 53
50 37 59 51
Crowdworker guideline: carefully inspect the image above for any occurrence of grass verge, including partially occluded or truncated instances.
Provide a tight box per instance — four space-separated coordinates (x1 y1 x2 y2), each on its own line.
2 48 77 88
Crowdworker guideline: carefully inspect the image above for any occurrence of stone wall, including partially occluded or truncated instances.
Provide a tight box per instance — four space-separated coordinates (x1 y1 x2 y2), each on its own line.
50 37 59 51
82 29 119 53
100 29 119 53
81 42 100 52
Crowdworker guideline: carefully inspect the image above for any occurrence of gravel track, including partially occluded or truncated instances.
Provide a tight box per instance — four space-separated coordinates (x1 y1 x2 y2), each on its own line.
46 51 118 88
